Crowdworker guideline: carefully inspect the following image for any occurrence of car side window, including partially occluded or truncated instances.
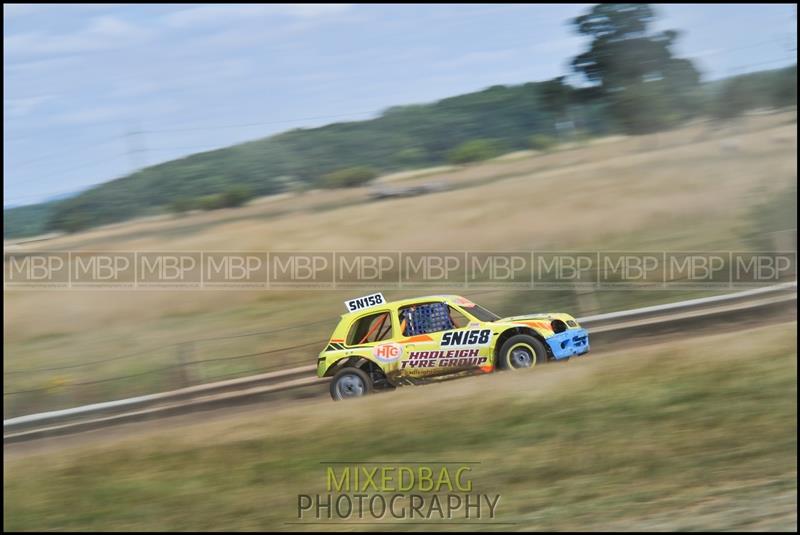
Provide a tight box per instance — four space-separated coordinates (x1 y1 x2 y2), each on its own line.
347 311 393 345
399 302 457 336
448 306 470 329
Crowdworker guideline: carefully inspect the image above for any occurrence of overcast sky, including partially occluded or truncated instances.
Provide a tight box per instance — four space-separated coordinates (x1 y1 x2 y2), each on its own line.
4 3 797 207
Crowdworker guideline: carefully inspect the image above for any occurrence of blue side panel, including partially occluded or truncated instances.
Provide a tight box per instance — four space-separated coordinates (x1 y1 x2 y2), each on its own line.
545 328 590 359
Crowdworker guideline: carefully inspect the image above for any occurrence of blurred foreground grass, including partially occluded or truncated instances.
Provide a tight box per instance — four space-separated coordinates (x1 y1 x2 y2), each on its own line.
4 323 796 531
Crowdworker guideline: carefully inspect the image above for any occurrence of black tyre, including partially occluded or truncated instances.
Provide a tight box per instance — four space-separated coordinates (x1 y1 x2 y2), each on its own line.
330 367 373 401
496 335 548 370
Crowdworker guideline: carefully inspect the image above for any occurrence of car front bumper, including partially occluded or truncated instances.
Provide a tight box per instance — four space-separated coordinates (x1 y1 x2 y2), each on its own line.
545 328 590 360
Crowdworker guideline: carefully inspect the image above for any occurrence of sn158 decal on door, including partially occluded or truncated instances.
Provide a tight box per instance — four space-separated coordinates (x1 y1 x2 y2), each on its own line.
441 329 491 346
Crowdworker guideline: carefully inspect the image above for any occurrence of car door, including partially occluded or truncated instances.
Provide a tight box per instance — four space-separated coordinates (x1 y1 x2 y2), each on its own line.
343 309 405 372
396 301 492 379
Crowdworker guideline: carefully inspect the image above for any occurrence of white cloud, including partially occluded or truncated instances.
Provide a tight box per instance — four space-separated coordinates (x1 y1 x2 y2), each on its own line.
4 16 152 58
4 55 82 74
692 48 724 58
3 3 41 19
109 80 162 99
51 105 133 125
188 27 272 50
281 4 354 18
533 36 584 55
50 98 181 126
4 95 55 118
440 49 520 70
162 4 353 28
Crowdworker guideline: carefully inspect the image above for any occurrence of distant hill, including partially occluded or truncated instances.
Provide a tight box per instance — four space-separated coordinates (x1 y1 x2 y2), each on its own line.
5 81 596 238
4 65 795 239
4 201 61 240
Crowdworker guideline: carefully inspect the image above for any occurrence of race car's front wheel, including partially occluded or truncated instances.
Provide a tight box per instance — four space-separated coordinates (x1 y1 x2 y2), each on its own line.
330 368 373 401
497 335 548 370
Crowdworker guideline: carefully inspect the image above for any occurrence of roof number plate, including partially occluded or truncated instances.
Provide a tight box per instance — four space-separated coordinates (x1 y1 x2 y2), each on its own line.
345 292 385 313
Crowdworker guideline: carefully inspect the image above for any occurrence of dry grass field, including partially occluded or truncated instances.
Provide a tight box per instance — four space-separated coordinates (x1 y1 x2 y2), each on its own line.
4 324 796 531
3 111 797 415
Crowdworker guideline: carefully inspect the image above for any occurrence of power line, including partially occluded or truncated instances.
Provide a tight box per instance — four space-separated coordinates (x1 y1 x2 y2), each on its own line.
4 108 382 190
139 109 379 134
728 57 796 74
4 153 126 193
7 36 788 166
5 49 794 200
8 139 122 170
124 126 147 173
136 144 227 154
696 39 785 58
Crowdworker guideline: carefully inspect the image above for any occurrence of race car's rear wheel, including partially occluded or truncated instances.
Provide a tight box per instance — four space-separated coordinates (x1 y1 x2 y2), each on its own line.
330 368 373 401
497 335 548 370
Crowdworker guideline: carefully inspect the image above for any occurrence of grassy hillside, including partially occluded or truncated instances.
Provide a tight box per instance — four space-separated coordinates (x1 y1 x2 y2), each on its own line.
4 81 594 238
4 324 796 531
3 201 59 242
4 65 795 239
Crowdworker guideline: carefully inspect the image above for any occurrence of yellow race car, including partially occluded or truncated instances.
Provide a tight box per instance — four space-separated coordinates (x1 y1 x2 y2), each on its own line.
318 293 589 400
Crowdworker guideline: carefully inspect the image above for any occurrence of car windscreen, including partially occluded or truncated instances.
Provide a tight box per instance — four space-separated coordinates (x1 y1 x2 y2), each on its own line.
464 304 500 322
